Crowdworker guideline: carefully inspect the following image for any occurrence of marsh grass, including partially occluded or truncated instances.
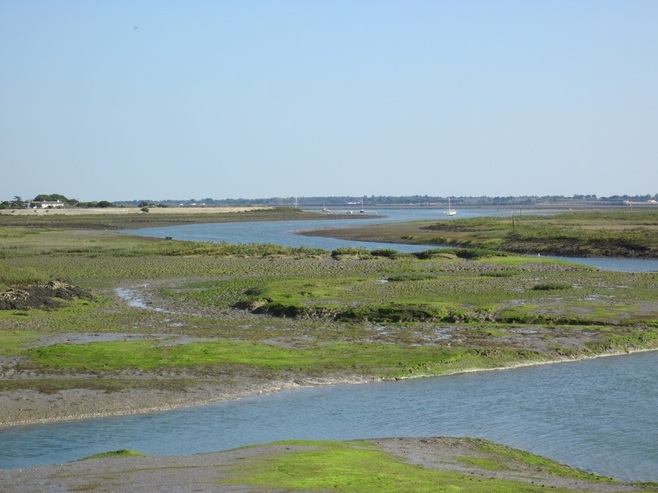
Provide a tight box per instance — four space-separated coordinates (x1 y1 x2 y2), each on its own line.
0 265 50 290
210 259 656 326
309 209 658 258
470 439 617 482
480 270 517 278
25 338 547 379
222 439 616 492
81 450 147 460
1 213 657 387
0 330 40 355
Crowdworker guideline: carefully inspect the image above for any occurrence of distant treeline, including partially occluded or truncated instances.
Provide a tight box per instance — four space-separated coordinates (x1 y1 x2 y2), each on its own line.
1 194 114 209
2 193 657 210
117 193 658 208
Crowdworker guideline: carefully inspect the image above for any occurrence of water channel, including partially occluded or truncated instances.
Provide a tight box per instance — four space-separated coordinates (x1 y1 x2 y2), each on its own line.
124 208 658 271
2 352 657 481
1 208 656 480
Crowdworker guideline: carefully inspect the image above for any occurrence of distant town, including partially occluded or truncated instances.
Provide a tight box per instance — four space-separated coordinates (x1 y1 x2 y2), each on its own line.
2 193 657 211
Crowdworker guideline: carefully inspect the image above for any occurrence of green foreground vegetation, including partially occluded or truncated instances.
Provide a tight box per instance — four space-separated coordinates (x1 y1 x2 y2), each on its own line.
220 439 619 492
1 208 657 488
70 438 658 492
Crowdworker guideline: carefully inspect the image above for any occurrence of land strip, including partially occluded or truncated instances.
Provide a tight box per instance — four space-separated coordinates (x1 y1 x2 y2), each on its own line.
0 205 370 230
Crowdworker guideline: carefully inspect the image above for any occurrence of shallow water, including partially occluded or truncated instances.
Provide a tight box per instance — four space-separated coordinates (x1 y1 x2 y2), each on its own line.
2 351 657 482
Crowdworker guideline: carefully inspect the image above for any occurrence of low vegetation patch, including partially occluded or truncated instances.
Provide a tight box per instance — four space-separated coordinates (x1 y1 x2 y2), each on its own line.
0 280 93 310
532 282 572 291
24 339 545 379
222 439 622 492
81 449 147 460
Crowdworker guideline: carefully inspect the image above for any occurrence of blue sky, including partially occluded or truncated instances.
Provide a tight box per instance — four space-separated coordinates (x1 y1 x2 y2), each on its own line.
2 1 656 202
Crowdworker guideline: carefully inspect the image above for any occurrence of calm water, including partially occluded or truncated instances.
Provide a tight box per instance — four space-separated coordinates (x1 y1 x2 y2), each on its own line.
2 351 657 481
123 208 460 253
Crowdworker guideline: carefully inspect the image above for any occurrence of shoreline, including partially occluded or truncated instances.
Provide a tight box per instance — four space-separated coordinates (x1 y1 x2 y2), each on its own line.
3 347 655 429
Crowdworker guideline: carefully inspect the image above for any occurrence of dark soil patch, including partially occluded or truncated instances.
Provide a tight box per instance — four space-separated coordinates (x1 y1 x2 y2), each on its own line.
0 280 94 310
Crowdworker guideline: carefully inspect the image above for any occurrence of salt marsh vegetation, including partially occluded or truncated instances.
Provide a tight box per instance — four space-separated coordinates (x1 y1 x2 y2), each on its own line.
304 209 658 258
0 209 657 422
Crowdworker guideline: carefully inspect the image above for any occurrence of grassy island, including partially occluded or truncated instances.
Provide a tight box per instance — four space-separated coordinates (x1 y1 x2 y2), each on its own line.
300 208 658 258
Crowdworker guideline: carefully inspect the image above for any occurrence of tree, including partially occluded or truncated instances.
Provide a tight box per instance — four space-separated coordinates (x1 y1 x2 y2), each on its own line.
33 193 69 203
10 196 25 208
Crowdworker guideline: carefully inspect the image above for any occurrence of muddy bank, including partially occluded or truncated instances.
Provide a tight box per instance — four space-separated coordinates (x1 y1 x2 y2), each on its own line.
0 280 93 311
3 348 655 428
0 374 376 427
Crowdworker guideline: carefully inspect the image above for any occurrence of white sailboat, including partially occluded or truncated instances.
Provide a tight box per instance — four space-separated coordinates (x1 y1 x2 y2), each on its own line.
445 197 456 216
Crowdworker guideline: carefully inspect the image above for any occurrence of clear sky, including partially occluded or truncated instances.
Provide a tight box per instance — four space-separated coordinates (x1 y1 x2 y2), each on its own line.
2 1 657 202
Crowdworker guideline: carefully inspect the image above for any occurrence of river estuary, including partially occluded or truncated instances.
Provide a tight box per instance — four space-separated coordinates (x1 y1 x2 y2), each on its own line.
1 208 656 481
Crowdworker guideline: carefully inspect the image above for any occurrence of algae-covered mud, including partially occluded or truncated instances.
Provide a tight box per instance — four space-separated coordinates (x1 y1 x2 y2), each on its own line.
1 437 655 492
